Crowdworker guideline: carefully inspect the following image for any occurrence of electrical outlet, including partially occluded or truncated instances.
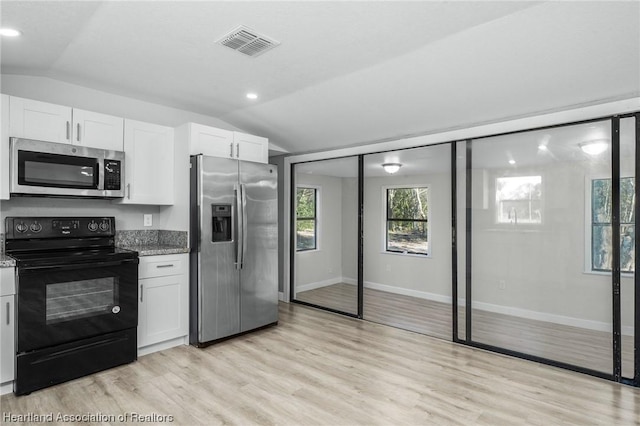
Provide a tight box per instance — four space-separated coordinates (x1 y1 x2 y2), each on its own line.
143 214 153 227
499 280 506 290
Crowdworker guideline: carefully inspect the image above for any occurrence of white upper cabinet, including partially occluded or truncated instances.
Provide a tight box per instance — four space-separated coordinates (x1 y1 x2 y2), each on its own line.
188 122 234 158
233 131 269 164
118 119 174 205
70 109 124 151
1 95 9 200
184 122 268 164
8 96 123 151
9 97 72 143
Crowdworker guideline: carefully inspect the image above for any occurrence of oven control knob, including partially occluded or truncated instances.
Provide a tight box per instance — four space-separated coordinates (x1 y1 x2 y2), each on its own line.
111 306 120 314
99 221 110 232
16 222 28 233
30 222 42 233
88 221 99 232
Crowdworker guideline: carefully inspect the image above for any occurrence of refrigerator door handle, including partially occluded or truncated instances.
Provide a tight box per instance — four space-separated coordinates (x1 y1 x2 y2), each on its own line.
235 185 243 270
241 183 248 269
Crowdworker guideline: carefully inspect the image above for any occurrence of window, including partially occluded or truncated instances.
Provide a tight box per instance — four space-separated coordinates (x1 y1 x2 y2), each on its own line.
296 187 318 251
591 177 635 272
496 176 542 224
385 186 429 255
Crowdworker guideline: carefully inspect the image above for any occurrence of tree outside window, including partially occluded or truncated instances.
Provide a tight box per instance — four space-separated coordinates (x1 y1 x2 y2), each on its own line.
591 177 635 272
296 187 317 251
385 186 429 255
496 176 542 224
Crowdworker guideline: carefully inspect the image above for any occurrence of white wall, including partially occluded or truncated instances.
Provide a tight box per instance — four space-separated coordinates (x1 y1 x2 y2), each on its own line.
294 173 343 290
0 74 243 231
0 75 242 130
341 177 358 282
470 158 634 331
362 172 452 300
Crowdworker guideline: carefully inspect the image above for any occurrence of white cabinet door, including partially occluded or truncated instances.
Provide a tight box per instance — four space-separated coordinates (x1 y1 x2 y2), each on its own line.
189 123 234 158
119 119 174 205
233 132 268 164
1 95 9 200
72 109 124 151
8 97 124 151
0 295 15 384
137 254 189 348
9 96 72 143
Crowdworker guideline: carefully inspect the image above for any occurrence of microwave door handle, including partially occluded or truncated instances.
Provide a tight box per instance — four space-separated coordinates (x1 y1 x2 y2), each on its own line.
77 123 81 142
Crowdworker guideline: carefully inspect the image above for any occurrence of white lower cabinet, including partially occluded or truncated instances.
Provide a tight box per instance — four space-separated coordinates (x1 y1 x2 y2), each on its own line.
1 268 16 394
137 254 188 354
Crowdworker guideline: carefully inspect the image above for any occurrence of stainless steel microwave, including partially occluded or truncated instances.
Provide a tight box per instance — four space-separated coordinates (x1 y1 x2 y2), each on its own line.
10 138 125 198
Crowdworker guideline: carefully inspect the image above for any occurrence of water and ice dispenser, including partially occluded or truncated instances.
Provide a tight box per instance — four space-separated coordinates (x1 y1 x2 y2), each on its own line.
212 204 232 242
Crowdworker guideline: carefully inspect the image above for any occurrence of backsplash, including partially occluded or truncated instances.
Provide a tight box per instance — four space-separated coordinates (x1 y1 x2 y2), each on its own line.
115 230 188 248
0 233 4 254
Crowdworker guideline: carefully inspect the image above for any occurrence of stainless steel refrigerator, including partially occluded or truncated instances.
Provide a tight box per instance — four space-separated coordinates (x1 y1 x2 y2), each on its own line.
189 154 278 346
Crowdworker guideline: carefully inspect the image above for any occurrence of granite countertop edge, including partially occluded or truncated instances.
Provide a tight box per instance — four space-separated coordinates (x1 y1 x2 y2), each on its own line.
118 244 190 257
0 254 16 268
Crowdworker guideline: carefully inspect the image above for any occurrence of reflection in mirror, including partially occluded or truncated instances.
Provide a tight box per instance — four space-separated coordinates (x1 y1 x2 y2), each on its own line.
469 120 616 374
363 144 452 339
620 117 636 379
293 157 359 315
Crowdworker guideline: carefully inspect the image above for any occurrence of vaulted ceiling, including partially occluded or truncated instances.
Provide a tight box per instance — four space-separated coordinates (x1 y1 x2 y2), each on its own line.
1 1 638 156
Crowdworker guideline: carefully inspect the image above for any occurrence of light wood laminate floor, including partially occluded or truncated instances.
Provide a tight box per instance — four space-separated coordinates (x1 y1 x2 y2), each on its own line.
297 283 634 378
2 302 639 425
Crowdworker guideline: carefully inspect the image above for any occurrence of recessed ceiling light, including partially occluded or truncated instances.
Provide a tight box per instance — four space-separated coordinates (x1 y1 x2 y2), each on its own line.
0 28 21 37
538 144 548 151
508 159 516 165
246 93 258 100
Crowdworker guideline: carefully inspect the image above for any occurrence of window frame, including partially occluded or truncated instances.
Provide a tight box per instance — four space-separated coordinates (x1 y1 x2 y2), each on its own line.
295 185 320 252
494 174 544 226
585 174 635 274
381 184 431 258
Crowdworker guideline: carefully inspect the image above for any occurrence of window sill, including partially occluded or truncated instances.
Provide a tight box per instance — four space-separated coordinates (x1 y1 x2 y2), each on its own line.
296 248 320 254
582 269 634 279
381 251 431 259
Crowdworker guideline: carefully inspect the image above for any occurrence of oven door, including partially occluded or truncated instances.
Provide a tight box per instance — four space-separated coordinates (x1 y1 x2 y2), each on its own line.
16 258 138 353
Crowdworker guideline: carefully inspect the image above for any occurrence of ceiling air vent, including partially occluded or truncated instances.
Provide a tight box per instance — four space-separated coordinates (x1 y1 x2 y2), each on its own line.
217 25 280 57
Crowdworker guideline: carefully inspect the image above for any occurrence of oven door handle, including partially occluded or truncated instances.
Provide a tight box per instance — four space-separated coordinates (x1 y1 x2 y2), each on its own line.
18 258 139 273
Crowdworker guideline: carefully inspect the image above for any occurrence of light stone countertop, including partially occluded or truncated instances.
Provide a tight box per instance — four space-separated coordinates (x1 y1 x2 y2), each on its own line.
117 244 190 257
0 254 16 268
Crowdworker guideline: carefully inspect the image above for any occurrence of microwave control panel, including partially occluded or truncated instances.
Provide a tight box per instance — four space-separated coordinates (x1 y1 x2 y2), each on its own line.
104 160 122 190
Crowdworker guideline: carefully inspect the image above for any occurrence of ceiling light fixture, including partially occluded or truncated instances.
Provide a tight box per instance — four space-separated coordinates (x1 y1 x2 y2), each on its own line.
579 139 609 156
246 93 258 100
0 28 21 37
538 144 548 151
382 163 402 174
508 159 516 165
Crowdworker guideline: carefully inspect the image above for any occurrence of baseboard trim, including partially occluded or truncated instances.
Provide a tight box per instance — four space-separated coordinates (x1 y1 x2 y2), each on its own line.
296 277 342 292
297 278 633 336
